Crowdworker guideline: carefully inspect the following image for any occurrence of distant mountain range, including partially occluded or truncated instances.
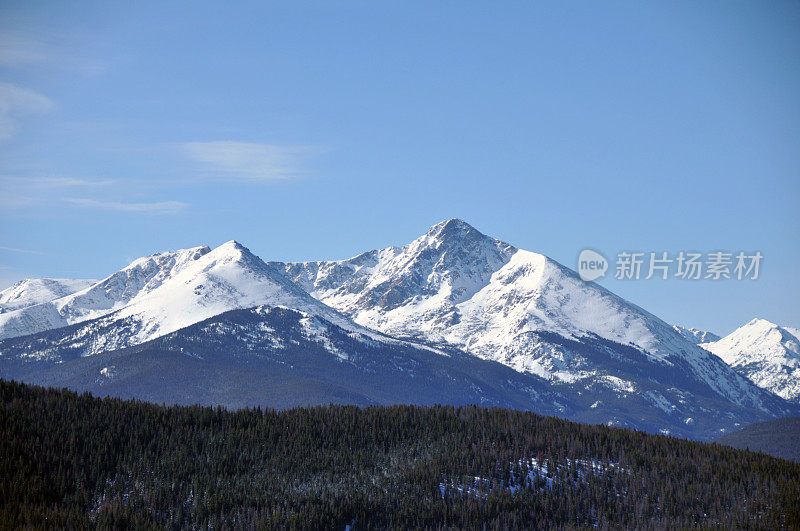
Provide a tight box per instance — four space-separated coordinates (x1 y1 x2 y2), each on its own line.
0 219 797 439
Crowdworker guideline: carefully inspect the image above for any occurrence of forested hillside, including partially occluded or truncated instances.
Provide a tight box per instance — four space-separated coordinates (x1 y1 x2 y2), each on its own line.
1 379 798 528
715 417 800 462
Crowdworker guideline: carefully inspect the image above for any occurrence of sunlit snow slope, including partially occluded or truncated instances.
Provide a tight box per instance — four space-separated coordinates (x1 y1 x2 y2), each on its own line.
1 221 796 439
702 319 800 403
0 241 367 352
0 278 97 313
673 326 721 345
273 219 782 413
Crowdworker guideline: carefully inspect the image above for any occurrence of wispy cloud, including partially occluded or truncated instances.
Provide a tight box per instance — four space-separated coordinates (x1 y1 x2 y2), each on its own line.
0 175 184 214
0 31 107 75
0 175 113 187
181 141 322 182
0 175 112 209
0 33 48 66
0 245 45 255
65 198 188 214
0 82 55 141
37 177 114 186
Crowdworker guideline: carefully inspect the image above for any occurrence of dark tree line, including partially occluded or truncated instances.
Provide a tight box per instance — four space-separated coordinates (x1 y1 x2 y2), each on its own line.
1 379 798 529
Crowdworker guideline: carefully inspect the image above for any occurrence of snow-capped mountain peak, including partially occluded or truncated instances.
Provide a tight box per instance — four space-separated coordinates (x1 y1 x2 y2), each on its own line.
701 319 800 403
273 220 780 413
273 219 517 319
423 218 491 246
103 239 359 346
1 222 796 439
209 239 251 258
0 278 97 313
0 246 213 339
0 241 350 345
703 319 800 365
279 220 679 363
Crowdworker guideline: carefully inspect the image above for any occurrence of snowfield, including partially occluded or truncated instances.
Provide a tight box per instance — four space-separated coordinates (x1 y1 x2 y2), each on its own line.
0 219 796 438
274 219 781 412
0 278 97 313
702 318 800 403
0 241 406 356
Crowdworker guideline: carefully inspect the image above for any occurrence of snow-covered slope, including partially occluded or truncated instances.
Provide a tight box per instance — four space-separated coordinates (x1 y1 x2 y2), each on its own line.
277 219 516 340
673 326 720 345
702 319 800 403
0 241 372 353
0 246 212 338
272 219 783 413
0 303 784 439
0 278 97 313
0 305 568 414
0 224 795 439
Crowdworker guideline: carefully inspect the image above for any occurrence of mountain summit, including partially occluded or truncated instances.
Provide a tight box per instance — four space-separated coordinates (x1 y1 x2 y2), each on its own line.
0 240 355 350
0 278 97 314
273 220 791 424
1 221 796 439
702 319 800 403
424 218 492 245
274 218 516 319
0 245 212 339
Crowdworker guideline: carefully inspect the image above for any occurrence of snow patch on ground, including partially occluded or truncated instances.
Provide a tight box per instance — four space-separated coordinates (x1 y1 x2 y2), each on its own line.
298 315 348 361
600 375 635 394
439 457 625 501
645 390 676 414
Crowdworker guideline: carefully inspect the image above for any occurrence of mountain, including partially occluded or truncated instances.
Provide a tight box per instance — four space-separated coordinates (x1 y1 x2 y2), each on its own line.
0 305 568 414
701 319 800 403
0 241 364 351
673 325 720 344
272 219 792 425
0 278 96 313
1 221 797 439
0 239 569 417
0 245 212 339
0 303 783 439
715 417 800 462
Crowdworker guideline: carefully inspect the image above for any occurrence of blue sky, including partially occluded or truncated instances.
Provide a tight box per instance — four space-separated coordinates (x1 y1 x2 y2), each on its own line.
0 1 798 335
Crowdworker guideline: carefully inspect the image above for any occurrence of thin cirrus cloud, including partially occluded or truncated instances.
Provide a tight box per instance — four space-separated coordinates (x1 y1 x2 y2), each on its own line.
1 176 113 187
0 176 112 209
0 34 53 141
0 33 48 66
65 198 189 214
0 82 55 141
181 141 322 182
0 245 45 255
1 176 187 215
